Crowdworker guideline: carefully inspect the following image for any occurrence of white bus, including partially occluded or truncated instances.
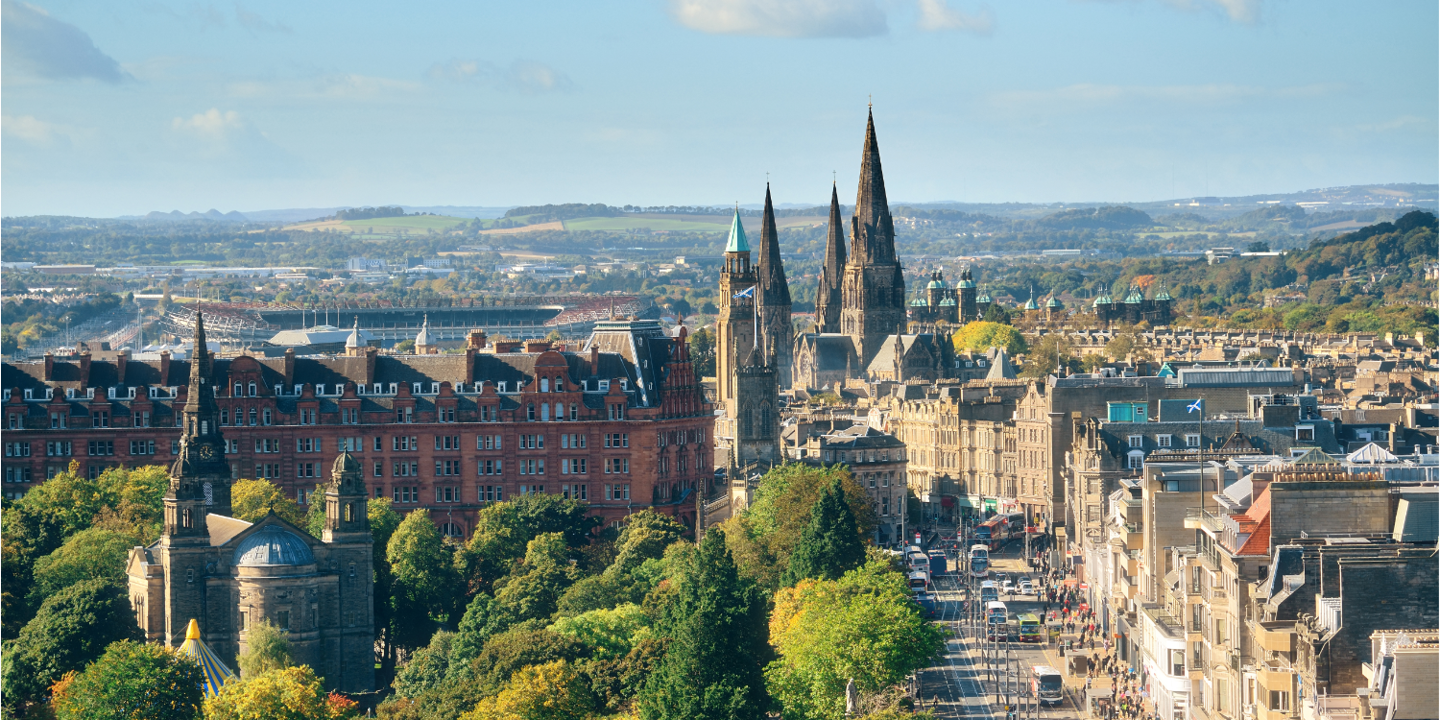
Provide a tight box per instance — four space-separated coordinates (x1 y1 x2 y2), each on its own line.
1031 665 1064 706
969 544 990 578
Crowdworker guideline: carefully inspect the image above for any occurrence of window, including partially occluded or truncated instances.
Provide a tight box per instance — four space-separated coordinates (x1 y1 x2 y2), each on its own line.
478 434 502 450
262 409 272 425
5 442 31 457
1169 649 1185 676
562 458 587 474
1127 450 1144 470
234 383 243 396
435 486 459 503
45 441 72 457
374 462 383 477
221 409 229 425
435 460 461 476
88 440 115 456
569 403 578 421
129 440 156 455
296 438 319 453
605 458 629 474
438 406 455 423
392 461 420 477
604 433 629 448
255 463 281 479
1127 435 1144 449
481 485 504 502
392 486 419 503
478 459 503 475
396 407 413 423
561 434 586 449
1295 425 1314 442
375 436 384 451
392 436 418 451
434 435 460 451
1156 434 1173 448
296 462 317 478
5 467 33 483
1185 434 1201 447
1269 691 1290 712
604 483 630 501
255 438 281 453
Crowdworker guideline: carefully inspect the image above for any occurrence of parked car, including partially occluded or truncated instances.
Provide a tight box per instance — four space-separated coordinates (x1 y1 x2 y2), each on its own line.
1001 578 1016 595
1018 577 1034 595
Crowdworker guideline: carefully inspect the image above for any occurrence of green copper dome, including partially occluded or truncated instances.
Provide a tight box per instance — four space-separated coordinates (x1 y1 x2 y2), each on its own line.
977 290 992 303
927 277 946 289
1154 285 1172 301
1092 293 1113 307
1023 297 1040 311
1045 295 1063 309
1123 287 1144 304
956 279 976 289
910 296 928 307
725 209 749 253
939 297 957 306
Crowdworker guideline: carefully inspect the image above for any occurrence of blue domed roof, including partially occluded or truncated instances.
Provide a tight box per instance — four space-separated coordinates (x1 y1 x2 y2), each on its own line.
956 279 976 289
939 297 957 306
910 297 928 307
927 278 946 289
233 525 314 567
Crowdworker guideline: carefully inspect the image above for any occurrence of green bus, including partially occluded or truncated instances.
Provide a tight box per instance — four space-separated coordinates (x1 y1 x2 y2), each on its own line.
1017 613 1042 643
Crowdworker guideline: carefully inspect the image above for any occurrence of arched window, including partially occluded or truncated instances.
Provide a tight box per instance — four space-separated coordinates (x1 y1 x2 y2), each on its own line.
541 404 550 421
234 383 243 397
248 382 257 397
554 377 564 392
181 508 192 529
527 404 535 421
540 378 550 392
201 421 209 435
569 403 577 421
248 408 257 426
344 502 354 523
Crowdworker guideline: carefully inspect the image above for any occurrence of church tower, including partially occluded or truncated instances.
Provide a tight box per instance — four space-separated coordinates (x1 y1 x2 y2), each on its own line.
755 184 793 389
732 347 781 469
715 209 759 458
814 183 846 334
840 108 907 367
163 312 231 546
957 266 978 322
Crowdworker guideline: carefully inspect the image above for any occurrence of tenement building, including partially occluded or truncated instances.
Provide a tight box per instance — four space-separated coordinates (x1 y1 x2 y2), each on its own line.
125 319 375 692
2 313 713 534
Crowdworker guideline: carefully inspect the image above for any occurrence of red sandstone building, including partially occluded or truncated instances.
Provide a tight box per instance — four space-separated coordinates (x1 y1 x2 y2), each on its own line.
2 317 713 535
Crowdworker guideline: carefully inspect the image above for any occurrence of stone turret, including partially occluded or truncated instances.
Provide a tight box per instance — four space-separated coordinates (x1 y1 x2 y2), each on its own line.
755 184 793 388
814 183 847 334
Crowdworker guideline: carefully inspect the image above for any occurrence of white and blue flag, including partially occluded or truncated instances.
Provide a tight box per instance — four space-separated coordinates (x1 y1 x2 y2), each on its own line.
733 286 755 299
1187 399 1203 414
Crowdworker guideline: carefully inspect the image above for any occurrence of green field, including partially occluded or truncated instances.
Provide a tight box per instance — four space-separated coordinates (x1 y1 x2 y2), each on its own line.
340 215 467 233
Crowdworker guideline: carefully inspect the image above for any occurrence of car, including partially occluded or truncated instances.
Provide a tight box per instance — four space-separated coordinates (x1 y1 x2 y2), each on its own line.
994 572 1009 586
1018 577 1034 595
1001 579 1016 595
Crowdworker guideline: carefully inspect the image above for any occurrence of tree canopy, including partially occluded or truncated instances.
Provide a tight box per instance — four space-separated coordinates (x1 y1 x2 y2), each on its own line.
50 639 206 720
951 321 1027 356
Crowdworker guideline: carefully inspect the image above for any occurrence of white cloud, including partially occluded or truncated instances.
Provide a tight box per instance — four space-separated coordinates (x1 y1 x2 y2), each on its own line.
1 0 130 84
3 114 60 144
669 0 888 38
426 59 574 94
226 74 421 101
172 108 246 142
916 0 993 34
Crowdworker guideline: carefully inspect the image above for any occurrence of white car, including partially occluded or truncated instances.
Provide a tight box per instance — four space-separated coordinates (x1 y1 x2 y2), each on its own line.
1018 578 1034 595
1001 579 1016 595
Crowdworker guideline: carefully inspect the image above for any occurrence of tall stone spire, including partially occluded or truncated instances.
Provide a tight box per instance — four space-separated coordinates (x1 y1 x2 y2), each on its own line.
165 311 230 540
756 184 791 307
755 183 793 388
850 107 896 265
815 182 846 334
839 107 907 367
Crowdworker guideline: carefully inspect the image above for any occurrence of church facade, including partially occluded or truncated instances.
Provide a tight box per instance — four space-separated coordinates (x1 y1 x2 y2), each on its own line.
126 315 376 693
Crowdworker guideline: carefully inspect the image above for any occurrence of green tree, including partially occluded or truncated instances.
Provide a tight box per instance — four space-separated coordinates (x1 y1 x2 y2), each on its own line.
461 660 595 720
51 639 205 720
458 493 596 597
548 603 653 659
1020 333 1076 379
2 578 143 707
607 509 686 578
368 498 404 674
467 625 593 697
742 464 875 584
236 618 293 678
484 533 583 635
388 510 461 651
687 327 717 378
29 527 137 601
980 303 1011 325
231 478 307 525
781 480 865 587
766 560 945 720
394 630 456 698
638 527 770 720
205 664 359 720
951 321 1026 356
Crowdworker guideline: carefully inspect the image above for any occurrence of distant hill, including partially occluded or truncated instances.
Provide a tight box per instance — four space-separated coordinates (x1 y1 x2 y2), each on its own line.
1036 205 1154 230
140 209 249 223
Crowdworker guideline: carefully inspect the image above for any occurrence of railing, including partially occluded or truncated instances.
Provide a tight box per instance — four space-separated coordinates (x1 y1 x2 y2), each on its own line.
1183 507 1225 533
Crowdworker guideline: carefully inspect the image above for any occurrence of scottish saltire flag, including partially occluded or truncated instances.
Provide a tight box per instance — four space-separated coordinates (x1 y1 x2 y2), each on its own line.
1187 399 1203 414
733 286 755 299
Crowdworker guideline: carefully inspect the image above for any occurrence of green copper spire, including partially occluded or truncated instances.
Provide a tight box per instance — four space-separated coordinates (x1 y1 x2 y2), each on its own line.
725 208 749 253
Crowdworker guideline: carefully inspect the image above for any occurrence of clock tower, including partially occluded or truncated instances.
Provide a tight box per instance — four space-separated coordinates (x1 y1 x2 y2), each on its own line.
163 312 232 545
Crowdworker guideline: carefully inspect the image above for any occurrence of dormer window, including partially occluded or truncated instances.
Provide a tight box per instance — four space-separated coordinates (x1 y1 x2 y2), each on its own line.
599 380 609 391
297 384 306 395
413 382 422 395
373 383 382 394
389 383 398 394
357 384 366 395
498 381 508 393
430 383 439 394
315 384 325 395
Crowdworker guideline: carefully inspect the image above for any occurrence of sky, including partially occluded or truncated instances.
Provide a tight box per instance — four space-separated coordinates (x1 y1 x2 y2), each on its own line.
2 0 1436 217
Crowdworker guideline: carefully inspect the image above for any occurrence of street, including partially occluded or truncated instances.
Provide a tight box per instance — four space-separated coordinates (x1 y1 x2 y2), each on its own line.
914 530 1086 720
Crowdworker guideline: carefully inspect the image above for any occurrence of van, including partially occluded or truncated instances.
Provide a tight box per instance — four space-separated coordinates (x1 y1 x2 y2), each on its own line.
1031 665 1064 705
979 581 998 604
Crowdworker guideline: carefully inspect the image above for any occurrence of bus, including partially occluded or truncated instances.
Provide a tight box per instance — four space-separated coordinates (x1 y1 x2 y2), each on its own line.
907 570 931 593
1017 613 1042 643
969 545 990 578
979 581 998 604
976 516 1009 549
986 601 1008 639
1031 665 1064 706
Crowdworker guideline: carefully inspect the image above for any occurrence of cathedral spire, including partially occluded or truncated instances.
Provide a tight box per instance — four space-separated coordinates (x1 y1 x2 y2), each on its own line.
851 107 895 265
815 182 846 334
756 183 791 306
